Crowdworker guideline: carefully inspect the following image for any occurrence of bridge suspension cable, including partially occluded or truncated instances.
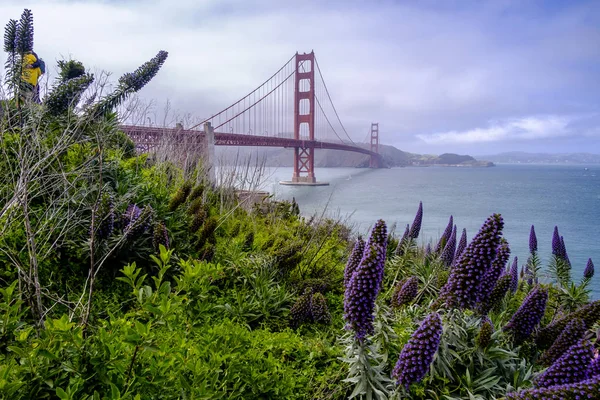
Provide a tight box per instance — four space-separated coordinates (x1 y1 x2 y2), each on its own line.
188 54 296 131
314 56 355 145
175 51 376 159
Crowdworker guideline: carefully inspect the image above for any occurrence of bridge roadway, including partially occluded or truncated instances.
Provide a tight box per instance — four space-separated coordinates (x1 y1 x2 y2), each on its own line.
119 125 380 158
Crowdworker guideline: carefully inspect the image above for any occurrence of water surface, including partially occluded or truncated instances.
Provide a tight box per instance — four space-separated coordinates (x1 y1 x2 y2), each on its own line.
260 164 600 298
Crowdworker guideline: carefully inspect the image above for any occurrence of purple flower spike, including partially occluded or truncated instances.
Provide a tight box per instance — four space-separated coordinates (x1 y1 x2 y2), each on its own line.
504 286 548 344
481 274 511 314
588 354 600 378
529 225 538 254
454 228 467 266
560 236 571 266
435 216 454 254
441 214 504 310
395 224 410 256
344 237 365 287
476 239 511 309
424 243 432 258
509 257 519 293
122 204 142 228
506 375 600 399
537 300 600 349
539 318 586 366
584 258 595 280
392 313 443 389
392 277 419 308
440 225 457 267
535 339 594 388
552 226 561 256
408 202 423 240
344 220 388 340
124 205 154 238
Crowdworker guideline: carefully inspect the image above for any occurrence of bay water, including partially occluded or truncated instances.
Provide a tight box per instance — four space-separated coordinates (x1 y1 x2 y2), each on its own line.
260 164 600 299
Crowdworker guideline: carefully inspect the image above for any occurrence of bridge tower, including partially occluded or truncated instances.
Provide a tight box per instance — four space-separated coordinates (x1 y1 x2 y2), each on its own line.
369 122 380 168
291 51 317 184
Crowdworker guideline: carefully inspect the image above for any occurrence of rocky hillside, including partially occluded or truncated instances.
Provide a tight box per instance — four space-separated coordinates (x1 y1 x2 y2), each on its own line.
216 144 493 167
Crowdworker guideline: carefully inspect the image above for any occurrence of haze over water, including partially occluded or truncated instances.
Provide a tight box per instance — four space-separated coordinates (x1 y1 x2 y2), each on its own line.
263 164 600 299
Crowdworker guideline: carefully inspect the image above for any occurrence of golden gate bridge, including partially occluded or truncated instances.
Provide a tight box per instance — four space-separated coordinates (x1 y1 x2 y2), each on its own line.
120 51 382 185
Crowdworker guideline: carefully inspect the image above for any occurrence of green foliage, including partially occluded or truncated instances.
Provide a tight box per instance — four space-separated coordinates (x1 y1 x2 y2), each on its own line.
90 50 169 117
56 59 86 83
2 12 598 399
45 72 94 116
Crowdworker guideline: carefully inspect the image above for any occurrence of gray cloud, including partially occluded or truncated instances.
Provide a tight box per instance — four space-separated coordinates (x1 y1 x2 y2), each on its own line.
1 0 599 154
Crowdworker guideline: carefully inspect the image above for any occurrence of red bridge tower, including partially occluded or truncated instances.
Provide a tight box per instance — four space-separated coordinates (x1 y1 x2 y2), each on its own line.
369 122 380 168
291 51 317 184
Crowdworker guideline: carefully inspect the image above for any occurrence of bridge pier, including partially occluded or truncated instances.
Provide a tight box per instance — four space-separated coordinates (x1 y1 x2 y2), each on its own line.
203 122 215 183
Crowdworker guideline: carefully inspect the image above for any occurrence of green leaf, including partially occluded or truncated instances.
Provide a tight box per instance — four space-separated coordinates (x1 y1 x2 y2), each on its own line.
56 388 69 400
110 383 120 399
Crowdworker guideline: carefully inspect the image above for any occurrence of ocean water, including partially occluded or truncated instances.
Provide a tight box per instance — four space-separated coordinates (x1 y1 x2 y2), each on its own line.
260 164 600 299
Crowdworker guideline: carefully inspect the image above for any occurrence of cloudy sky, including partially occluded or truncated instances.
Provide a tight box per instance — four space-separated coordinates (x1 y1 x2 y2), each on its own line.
2 0 600 155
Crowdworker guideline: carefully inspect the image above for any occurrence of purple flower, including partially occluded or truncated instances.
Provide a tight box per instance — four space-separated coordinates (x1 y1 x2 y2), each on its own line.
476 316 494 348
479 273 512 315
122 204 142 228
395 224 410 256
552 226 561 256
440 214 504 310
392 313 443 389
344 220 388 340
344 237 365 287
560 236 571 267
408 202 423 240
124 204 153 238
435 216 454 254
537 300 600 349
503 286 548 344
453 228 467 266
540 318 586 366
535 339 594 388
440 225 457 267
424 243 432 258
392 277 419 308
476 238 511 309
529 225 538 254
509 257 519 293
505 375 600 399
588 354 600 378
584 258 594 280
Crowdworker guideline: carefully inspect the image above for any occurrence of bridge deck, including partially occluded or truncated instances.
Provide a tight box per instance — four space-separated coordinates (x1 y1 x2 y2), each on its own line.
120 125 380 158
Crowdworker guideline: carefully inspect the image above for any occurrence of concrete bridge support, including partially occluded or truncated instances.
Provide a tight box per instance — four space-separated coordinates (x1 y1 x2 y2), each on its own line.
203 122 215 183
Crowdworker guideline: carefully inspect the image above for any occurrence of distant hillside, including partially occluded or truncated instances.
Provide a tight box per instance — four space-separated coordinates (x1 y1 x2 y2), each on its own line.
215 144 493 168
481 152 600 164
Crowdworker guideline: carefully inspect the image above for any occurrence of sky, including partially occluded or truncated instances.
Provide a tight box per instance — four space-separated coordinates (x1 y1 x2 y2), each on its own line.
1 0 600 155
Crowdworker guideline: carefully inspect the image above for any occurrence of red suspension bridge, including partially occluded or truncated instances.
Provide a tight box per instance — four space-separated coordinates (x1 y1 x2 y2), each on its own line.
120 51 383 185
